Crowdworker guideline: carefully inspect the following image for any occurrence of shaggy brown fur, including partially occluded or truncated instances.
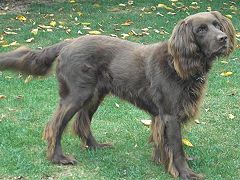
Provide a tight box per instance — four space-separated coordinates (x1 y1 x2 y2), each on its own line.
0 11 236 179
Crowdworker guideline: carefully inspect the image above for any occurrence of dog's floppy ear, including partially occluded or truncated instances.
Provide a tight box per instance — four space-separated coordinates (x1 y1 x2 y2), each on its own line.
168 20 201 79
211 11 236 55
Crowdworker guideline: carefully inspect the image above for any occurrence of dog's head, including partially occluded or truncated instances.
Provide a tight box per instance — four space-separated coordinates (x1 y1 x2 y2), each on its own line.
168 11 236 79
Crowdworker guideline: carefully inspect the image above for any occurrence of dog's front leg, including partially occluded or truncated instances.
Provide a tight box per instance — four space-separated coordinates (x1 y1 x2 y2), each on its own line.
164 115 204 180
151 115 179 177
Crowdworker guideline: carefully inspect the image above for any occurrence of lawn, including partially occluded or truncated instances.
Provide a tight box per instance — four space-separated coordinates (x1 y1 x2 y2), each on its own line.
0 0 239 179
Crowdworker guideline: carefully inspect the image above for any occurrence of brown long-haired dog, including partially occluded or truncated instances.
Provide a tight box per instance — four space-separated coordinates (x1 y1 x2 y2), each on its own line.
0 11 236 179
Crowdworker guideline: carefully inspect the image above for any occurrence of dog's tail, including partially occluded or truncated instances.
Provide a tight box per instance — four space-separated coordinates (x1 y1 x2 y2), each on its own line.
0 39 74 76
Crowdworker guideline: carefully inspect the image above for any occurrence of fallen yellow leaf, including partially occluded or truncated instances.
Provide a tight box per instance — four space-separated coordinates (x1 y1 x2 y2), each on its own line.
81 22 91 26
50 21 57 27
66 29 71 34
229 5 237 11
129 30 138 36
10 41 19 46
77 12 84 16
58 21 65 26
119 3 126 7
194 119 200 124
82 26 91 30
167 12 176 15
121 20 133 26
77 30 83 35
207 6 212 11
189 6 200 10
110 34 118 37
0 40 7 45
93 3 101 8
121 33 130 39
142 28 149 31
108 7 121 12
225 14 232 19
220 60 228 64
38 25 52 29
88 30 101 35
157 3 174 11
228 114 235 119
220 71 233 77
26 38 34 43
16 15 27 22
2 41 19 47
16 95 24 99
24 75 33 83
182 138 194 147
141 120 152 126
31 28 38 35
4 31 17 35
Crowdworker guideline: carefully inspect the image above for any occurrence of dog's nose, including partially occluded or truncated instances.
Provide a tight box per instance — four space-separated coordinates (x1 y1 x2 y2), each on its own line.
217 34 227 43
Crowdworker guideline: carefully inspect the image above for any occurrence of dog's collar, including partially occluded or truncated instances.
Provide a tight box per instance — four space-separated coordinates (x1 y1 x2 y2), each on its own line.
191 73 206 83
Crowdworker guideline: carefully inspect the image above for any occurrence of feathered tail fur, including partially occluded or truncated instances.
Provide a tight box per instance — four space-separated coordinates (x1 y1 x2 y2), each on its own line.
0 39 73 75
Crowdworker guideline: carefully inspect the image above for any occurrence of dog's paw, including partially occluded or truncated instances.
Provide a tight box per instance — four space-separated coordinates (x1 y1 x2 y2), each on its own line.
180 170 204 180
51 154 77 165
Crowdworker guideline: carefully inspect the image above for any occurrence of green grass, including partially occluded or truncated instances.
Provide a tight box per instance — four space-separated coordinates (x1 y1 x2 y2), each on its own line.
0 0 239 179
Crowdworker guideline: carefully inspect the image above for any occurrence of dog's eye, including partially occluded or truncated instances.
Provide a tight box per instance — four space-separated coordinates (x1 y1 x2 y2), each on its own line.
197 25 208 33
213 21 221 30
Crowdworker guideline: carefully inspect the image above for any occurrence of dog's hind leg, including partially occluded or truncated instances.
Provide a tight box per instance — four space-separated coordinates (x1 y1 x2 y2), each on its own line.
73 92 112 149
43 88 94 165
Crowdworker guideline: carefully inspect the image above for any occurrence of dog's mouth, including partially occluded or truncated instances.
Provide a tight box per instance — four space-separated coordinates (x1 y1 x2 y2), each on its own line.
208 44 228 58
216 45 228 53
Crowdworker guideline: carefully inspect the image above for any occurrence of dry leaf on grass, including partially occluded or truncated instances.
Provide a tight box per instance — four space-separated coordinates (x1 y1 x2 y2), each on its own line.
0 95 7 99
4 31 18 35
228 114 235 120
141 120 152 126
88 31 101 35
31 28 38 35
2 41 19 47
81 22 91 26
194 119 200 124
24 75 33 83
220 71 233 77
16 15 27 22
225 14 232 19
182 138 194 147
26 38 34 43
220 60 228 64
157 4 174 11
121 20 133 26
50 21 57 27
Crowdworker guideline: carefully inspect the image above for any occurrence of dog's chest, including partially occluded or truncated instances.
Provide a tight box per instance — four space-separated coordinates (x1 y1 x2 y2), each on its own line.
178 80 206 120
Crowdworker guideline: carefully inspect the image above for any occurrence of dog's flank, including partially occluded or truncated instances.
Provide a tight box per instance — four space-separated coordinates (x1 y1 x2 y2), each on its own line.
0 11 236 180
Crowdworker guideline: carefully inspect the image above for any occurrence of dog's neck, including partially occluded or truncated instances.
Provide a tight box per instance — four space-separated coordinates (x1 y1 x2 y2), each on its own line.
167 51 214 83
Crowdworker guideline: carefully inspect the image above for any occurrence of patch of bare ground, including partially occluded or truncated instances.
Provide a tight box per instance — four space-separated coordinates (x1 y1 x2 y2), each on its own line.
0 0 66 13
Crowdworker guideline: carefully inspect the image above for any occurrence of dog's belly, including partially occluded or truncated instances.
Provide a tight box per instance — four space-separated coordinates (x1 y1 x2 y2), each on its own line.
110 84 159 116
